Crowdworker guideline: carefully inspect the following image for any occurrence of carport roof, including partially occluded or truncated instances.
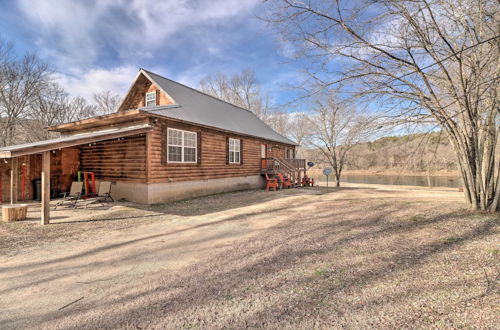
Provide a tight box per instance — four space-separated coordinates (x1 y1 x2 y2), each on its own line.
0 124 152 158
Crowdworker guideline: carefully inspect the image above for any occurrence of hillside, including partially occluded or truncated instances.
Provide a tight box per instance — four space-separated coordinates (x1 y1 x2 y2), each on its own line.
302 132 459 176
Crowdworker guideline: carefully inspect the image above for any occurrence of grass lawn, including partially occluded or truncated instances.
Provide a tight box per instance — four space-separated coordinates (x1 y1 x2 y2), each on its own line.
0 184 498 329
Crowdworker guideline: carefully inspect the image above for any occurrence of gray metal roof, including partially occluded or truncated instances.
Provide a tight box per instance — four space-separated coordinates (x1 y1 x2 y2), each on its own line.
0 124 152 158
140 69 297 145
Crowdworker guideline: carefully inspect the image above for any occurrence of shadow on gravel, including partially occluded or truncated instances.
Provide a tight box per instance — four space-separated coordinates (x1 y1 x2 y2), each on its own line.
137 188 329 217
37 199 499 328
0 198 312 274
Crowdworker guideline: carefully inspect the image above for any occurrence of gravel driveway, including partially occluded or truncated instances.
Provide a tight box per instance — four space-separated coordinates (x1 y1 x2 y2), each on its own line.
0 185 498 329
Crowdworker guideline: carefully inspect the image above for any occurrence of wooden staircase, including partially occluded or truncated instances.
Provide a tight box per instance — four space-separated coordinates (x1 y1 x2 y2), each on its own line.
261 158 306 186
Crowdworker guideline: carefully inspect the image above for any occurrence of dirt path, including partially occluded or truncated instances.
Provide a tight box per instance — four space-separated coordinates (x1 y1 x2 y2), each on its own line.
0 185 498 329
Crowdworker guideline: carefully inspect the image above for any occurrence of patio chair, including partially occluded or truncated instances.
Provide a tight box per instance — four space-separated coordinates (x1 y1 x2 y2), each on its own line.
84 181 114 208
265 174 279 191
96 181 114 202
55 181 83 209
277 173 292 189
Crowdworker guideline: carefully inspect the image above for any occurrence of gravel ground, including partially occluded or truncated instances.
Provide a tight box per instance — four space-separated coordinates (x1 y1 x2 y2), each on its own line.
0 184 498 329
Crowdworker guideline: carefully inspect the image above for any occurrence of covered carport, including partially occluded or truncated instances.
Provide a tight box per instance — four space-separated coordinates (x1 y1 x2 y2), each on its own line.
0 124 151 225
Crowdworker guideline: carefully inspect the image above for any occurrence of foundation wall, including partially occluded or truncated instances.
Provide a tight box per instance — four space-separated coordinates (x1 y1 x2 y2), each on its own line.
106 175 265 204
103 181 149 204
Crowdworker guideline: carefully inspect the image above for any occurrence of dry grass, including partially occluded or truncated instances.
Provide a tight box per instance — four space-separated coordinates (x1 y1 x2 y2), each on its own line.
0 185 498 329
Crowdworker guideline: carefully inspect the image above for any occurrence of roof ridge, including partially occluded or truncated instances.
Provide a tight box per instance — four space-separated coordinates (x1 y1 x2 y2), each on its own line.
141 68 254 114
138 68 297 146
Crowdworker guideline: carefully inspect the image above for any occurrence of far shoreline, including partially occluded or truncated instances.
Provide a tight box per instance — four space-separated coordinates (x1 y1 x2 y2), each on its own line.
308 168 459 177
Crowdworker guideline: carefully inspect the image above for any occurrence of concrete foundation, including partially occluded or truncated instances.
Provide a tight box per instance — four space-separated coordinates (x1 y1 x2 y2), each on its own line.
107 175 265 204
108 181 149 204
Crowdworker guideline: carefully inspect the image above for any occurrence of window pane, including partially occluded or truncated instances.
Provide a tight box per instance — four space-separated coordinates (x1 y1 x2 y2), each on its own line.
168 129 182 146
235 151 240 163
168 130 174 144
167 129 197 163
229 138 240 153
184 132 196 147
146 92 156 107
184 147 196 162
168 146 182 162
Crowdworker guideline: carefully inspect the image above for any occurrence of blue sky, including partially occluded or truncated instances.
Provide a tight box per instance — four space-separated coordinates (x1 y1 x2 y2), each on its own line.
0 0 303 106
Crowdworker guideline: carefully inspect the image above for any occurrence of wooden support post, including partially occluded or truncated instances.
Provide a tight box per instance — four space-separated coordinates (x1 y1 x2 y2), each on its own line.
41 151 50 225
10 158 18 204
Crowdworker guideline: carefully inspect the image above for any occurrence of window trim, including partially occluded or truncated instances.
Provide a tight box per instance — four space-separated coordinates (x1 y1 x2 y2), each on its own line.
145 91 157 107
167 128 197 164
228 138 241 164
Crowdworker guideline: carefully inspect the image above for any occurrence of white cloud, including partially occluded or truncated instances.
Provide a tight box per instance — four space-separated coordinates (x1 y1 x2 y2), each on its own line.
16 0 263 99
17 0 260 68
54 66 138 99
14 0 259 97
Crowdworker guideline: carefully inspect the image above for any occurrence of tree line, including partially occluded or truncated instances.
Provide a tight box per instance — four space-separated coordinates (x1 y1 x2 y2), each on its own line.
0 38 121 146
203 0 499 212
259 0 499 212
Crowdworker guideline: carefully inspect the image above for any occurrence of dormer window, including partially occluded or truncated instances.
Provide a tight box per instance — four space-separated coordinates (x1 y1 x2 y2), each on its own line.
145 91 156 107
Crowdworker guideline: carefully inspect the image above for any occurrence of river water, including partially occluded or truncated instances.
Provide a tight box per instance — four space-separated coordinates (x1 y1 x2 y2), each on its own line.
317 174 462 188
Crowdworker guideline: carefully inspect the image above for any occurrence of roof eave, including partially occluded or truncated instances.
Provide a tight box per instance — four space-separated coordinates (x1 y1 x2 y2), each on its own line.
47 109 147 132
0 125 153 159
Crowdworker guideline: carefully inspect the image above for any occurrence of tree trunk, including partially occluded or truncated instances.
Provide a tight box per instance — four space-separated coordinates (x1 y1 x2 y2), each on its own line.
335 172 341 187
456 145 498 213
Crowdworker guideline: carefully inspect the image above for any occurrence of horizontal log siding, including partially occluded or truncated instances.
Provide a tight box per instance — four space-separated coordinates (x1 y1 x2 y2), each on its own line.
80 134 147 182
147 119 294 183
0 149 79 202
0 154 41 202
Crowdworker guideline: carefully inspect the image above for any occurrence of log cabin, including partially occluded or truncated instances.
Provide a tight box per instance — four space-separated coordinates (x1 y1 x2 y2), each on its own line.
0 69 306 223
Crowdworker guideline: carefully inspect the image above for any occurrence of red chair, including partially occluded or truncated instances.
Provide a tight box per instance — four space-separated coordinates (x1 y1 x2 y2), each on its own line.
301 175 314 187
277 173 292 189
265 174 279 191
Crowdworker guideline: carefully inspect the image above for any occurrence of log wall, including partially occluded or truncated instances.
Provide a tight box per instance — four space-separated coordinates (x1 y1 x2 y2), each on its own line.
0 148 80 203
80 134 147 182
119 73 173 111
146 119 295 183
0 120 295 202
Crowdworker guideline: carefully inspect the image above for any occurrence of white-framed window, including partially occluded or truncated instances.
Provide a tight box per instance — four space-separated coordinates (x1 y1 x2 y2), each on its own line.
145 91 156 107
167 128 197 163
229 138 241 164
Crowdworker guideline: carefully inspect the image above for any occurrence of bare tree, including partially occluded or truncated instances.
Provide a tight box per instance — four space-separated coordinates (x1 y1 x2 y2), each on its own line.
0 38 127 145
265 0 500 212
266 110 292 135
93 90 121 115
23 82 68 141
306 94 374 186
66 96 98 122
288 112 310 146
199 69 272 120
0 49 49 146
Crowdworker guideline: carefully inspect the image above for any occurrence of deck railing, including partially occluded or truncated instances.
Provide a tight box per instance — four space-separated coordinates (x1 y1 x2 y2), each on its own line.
284 158 306 170
261 157 306 173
